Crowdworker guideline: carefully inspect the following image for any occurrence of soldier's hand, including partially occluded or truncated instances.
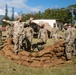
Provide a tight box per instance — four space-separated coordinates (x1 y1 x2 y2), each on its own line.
3 19 6 22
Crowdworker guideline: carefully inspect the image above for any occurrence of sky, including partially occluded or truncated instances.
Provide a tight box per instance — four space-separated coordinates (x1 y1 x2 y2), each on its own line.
0 0 76 16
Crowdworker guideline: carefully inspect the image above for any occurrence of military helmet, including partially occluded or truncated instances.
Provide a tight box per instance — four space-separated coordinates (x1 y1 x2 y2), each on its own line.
17 16 22 20
63 23 68 27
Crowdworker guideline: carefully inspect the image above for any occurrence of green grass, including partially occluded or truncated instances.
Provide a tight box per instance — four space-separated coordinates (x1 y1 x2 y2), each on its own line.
0 31 76 75
0 54 76 75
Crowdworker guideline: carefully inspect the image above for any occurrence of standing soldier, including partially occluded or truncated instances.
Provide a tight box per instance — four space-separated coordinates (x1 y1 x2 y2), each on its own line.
67 23 76 56
38 24 48 47
72 24 76 56
6 24 13 38
51 23 59 43
63 23 74 62
23 23 34 51
3 17 33 53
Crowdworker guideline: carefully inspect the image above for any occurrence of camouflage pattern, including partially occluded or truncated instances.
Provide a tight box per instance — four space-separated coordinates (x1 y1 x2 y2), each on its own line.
51 26 59 43
63 26 75 60
38 27 48 43
23 26 34 50
6 24 13 38
3 19 31 52
71 27 76 55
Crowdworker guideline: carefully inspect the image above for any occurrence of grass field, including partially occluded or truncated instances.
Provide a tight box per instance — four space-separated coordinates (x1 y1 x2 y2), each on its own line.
0 31 76 75
0 54 76 75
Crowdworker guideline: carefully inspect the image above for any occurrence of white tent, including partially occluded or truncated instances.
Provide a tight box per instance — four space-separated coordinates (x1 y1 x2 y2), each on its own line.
32 19 57 28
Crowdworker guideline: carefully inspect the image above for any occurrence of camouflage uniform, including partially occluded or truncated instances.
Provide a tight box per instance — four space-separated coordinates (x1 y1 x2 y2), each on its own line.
6 24 13 38
3 19 31 53
38 25 48 49
23 25 34 50
72 26 76 55
38 26 48 43
63 25 75 60
51 24 59 43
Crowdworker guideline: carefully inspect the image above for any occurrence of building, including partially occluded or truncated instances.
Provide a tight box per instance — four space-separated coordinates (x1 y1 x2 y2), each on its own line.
32 19 64 30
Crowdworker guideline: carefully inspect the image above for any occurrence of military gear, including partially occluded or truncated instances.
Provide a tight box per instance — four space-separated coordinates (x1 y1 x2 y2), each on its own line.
63 23 68 27
32 42 46 51
17 16 22 20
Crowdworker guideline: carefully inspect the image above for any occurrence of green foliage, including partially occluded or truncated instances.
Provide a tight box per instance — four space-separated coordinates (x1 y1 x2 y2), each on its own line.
21 7 72 23
2 4 10 26
67 4 76 23
11 7 14 21
21 4 76 24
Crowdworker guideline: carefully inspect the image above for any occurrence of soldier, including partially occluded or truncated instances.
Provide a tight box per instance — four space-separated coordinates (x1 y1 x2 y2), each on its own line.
6 24 13 38
23 23 34 51
63 23 74 62
72 24 76 56
62 23 67 32
67 23 76 56
38 24 48 48
3 17 33 53
51 23 59 43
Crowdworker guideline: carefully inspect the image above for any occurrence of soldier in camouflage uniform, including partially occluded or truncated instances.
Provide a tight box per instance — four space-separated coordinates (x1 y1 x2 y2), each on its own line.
38 24 48 48
3 17 33 53
63 23 75 62
72 24 76 56
6 24 13 38
67 23 76 56
51 23 59 43
23 23 34 51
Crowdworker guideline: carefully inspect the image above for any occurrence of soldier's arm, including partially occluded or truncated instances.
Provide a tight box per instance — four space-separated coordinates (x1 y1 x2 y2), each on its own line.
23 17 33 26
2 19 14 25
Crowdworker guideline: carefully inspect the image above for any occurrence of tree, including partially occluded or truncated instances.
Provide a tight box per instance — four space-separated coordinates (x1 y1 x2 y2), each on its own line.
67 4 76 24
19 4 76 24
11 7 14 21
2 4 10 26
3 4 10 20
